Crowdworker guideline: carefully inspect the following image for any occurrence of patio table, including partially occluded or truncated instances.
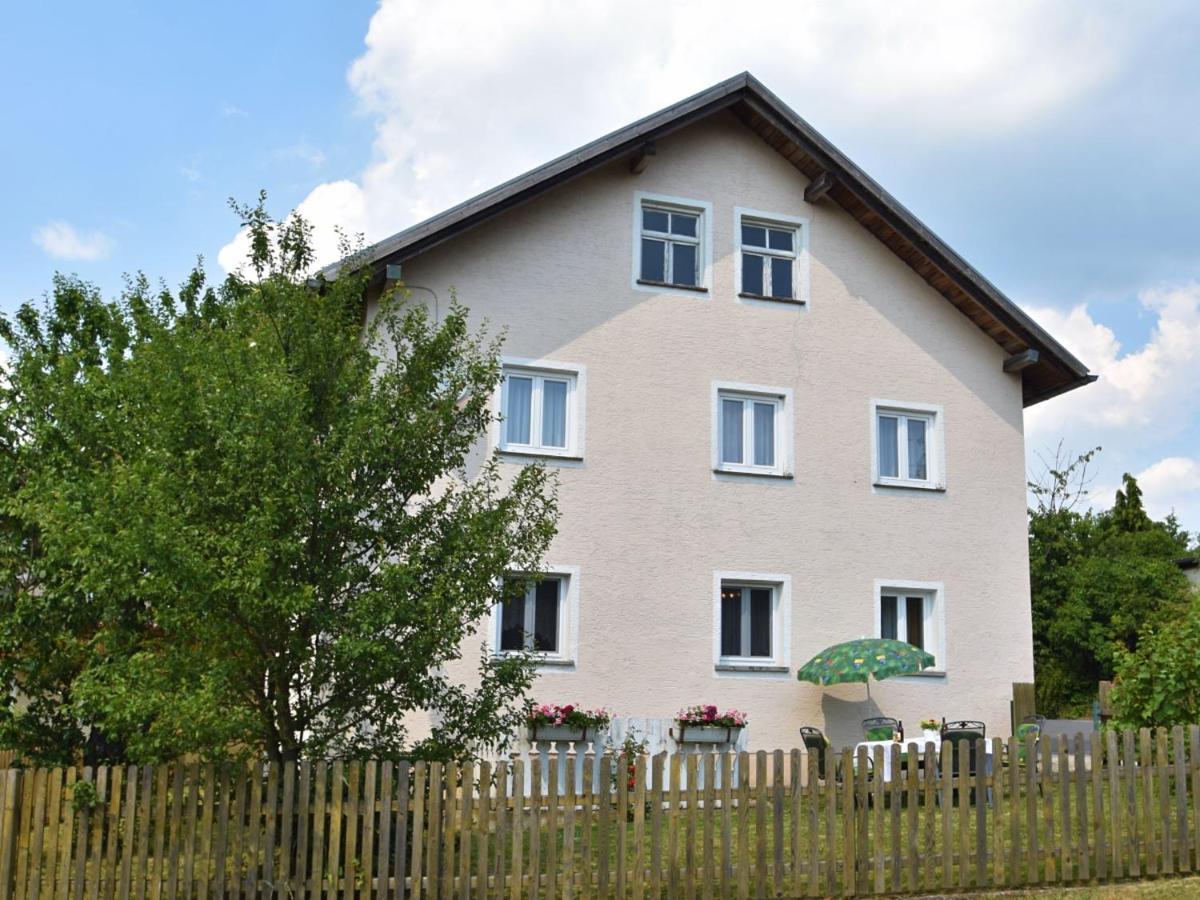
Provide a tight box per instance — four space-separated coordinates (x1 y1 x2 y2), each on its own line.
853 736 992 782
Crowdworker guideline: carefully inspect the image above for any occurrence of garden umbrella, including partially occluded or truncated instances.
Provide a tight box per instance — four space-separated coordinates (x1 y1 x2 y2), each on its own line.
796 638 935 697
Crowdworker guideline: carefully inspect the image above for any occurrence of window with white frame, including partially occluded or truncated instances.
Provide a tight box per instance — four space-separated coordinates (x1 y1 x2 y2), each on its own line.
872 402 943 488
639 202 703 288
877 585 942 670
739 219 798 300
498 575 565 655
714 385 791 477
714 573 790 671
499 364 580 457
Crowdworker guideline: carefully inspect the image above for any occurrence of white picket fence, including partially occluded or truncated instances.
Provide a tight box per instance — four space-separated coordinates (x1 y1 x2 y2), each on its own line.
499 717 749 796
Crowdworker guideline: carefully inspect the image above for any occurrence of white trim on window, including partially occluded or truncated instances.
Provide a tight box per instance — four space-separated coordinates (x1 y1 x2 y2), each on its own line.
494 358 586 460
490 564 581 672
712 571 791 675
712 381 794 478
632 191 713 297
869 399 945 490
733 207 811 308
873 578 946 675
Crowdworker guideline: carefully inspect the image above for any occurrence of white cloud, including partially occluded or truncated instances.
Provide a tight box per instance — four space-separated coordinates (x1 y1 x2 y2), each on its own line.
1026 282 1200 532
220 101 248 118
275 141 326 169
217 180 368 276
219 0 1155 272
32 221 115 262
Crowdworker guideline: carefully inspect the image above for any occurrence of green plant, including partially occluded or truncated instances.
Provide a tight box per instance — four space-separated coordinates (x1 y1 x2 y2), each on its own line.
919 718 939 731
526 704 611 731
71 780 100 813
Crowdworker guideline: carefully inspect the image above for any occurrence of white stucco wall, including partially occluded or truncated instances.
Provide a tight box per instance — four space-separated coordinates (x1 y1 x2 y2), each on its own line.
376 110 1034 751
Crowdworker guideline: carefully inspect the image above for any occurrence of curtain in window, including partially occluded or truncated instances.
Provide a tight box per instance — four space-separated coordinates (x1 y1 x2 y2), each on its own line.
533 579 560 652
749 588 772 657
905 595 925 650
880 595 898 640
753 402 775 467
907 418 927 479
878 415 899 477
500 596 525 651
505 376 533 445
721 399 744 464
541 380 568 448
720 589 742 656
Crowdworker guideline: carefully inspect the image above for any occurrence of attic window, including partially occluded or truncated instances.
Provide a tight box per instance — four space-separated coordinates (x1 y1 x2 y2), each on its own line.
634 194 710 294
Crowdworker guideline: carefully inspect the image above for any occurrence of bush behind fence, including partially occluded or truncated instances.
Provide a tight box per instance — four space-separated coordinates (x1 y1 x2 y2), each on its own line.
0 727 1199 897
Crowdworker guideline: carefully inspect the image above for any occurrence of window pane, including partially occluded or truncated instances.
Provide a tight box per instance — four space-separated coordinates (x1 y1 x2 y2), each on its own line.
741 253 764 295
770 257 793 299
741 223 766 247
721 398 743 464
671 242 697 286
505 376 532 445
720 588 742 657
768 228 794 252
533 579 559 652
905 596 925 651
500 595 525 651
907 418 928 480
541 379 568 448
749 588 772 657
641 238 666 281
880 595 898 640
670 213 697 237
877 415 899 478
642 208 669 232
753 402 775 467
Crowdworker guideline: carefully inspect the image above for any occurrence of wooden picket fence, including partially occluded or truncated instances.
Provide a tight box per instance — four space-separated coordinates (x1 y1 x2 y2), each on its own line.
2 727 1200 897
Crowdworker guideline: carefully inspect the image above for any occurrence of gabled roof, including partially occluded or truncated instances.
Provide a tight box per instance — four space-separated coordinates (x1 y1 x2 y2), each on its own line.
332 72 1094 406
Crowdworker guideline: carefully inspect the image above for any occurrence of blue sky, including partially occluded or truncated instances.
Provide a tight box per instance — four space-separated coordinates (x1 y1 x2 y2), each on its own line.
4 1 1200 534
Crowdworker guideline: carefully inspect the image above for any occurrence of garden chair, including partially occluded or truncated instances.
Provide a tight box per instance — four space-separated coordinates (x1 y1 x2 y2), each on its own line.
799 726 830 781
940 719 986 805
861 716 903 741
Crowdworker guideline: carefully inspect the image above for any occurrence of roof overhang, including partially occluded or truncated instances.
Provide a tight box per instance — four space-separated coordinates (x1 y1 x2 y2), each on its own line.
327 72 1094 407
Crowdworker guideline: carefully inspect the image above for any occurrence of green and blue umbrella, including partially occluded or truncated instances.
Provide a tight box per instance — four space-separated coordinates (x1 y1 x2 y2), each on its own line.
797 638 935 696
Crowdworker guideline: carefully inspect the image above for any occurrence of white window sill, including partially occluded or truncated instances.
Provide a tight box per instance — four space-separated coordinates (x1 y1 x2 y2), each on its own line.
891 670 946 680
495 652 576 668
636 278 708 294
714 467 793 480
737 292 805 306
500 448 584 462
715 662 789 674
873 480 945 493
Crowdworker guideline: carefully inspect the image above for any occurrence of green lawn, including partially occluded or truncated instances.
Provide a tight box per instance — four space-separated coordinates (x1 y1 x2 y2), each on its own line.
968 875 1200 898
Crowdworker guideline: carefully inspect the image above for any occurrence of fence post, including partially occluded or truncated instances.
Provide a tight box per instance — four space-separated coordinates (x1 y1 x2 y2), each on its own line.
0 770 21 900
1012 683 1036 732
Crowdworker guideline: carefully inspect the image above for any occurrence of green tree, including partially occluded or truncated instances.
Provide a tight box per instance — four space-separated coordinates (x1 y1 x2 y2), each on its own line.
0 196 558 765
1110 604 1200 729
1028 449 1192 716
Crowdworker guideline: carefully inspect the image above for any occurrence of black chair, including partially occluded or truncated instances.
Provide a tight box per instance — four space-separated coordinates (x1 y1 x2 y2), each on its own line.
799 726 829 781
941 719 986 804
862 716 903 741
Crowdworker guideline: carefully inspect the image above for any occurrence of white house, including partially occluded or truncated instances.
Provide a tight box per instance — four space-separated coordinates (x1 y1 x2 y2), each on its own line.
344 73 1094 751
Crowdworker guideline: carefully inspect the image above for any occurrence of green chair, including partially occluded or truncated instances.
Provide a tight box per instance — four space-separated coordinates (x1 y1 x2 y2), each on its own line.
1016 716 1042 766
862 716 902 742
800 726 830 780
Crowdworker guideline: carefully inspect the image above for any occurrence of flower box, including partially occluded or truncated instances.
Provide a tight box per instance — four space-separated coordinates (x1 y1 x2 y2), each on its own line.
525 703 610 745
528 724 594 743
676 724 744 744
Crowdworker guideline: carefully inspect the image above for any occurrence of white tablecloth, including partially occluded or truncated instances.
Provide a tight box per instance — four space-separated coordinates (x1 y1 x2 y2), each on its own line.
853 736 991 782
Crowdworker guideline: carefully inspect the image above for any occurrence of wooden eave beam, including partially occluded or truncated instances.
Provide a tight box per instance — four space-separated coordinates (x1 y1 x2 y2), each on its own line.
804 171 835 203
629 141 656 174
1003 349 1040 373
